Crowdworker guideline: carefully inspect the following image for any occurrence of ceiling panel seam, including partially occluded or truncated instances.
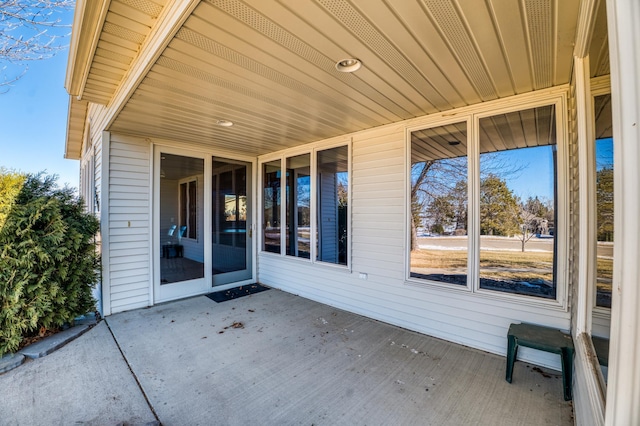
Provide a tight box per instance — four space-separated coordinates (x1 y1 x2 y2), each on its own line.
202 0 413 120
137 77 348 140
173 27 386 126
422 0 497 101
317 0 447 111
152 55 358 134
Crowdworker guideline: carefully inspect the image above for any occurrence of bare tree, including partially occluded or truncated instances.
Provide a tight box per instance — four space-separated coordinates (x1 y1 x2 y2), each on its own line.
0 0 74 88
410 153 525 250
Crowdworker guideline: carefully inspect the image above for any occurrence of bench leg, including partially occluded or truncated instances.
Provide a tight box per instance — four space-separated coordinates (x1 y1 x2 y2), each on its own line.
560 347 574 401
506 335 518 383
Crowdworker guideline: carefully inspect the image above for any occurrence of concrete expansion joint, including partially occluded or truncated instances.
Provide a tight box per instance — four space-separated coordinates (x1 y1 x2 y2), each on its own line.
104 318 162 425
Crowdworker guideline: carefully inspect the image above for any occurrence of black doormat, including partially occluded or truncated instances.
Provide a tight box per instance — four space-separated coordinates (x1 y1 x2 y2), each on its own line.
206 284 270 303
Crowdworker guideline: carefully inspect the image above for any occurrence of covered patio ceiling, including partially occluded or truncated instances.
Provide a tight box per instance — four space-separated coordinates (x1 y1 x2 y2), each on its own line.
66 0 610 159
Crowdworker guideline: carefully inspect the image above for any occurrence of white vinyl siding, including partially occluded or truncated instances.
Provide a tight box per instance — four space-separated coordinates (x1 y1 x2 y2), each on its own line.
107 133 152 313
259 100 571 370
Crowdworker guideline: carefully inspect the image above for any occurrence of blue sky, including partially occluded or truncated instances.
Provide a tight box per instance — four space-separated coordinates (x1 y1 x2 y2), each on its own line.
0 8 78 189
490 145 556 201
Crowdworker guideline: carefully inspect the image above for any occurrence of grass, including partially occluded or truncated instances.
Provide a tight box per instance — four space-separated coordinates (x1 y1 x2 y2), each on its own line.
411 249 553 271
411 248 613 293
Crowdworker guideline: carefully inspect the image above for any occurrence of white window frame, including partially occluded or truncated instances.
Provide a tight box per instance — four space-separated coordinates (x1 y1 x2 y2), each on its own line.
405 90 569 310
590 76 613 333
258 138 352 271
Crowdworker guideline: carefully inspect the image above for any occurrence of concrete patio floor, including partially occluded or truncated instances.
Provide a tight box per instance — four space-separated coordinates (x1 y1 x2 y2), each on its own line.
1 288 573 425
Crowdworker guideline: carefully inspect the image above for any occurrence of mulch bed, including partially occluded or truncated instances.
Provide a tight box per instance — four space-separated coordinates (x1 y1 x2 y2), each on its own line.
16 327 63 352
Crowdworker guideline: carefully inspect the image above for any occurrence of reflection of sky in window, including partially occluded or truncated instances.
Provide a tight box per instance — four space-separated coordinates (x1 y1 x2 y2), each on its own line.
481 145 555 201
596 137 614 170
337 172 348 184
297 175 310 207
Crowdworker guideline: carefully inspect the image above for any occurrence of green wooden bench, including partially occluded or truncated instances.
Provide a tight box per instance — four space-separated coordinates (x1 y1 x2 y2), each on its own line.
506 323 574 401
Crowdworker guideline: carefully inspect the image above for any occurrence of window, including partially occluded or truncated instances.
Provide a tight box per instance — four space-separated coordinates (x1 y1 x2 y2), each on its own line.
594 94 613 309
317 146 349 266
263 159 281 253
286 154 311 259
410 102 562 301
261 144 349 267
478 105 557 299
410 122 468 284
179 179 197 240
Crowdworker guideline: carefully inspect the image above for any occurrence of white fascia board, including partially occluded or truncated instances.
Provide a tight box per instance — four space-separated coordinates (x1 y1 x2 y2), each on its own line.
65 0 111 97
64 96 89 160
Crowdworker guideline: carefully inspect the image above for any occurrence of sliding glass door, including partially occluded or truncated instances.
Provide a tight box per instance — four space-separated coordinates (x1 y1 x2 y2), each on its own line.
157 152 207 301
211 157 253 286
155 149 254 302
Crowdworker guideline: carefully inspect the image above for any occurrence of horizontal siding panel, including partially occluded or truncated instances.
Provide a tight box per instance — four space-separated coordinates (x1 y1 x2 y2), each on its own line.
109 256 150 270
110 190 149 199
111 276 150 290
110 137 148 147
110 170 149 180
108 270 149 287
109 213 149 222
352 241 405 257
110 163 149 174
110 296 150 314
353 150 404 166
110 139 150 152
110 227 149 237
351 196 404 209
352 234 404 248
110 247 148 257
352 167 403 180
352 227 402 240
351 218 404 231
110 187 150 196
351 203 404 215
109 233 149 244
353 180 404 193
110 199 149 208
110 153 149 165
110 177 150 187
110 220 149 229
110 240 149 251
109 205 149 215
354 139 403 152
110 268 149 280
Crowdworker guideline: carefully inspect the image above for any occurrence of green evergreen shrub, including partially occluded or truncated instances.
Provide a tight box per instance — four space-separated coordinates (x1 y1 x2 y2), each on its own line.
0 171 100 356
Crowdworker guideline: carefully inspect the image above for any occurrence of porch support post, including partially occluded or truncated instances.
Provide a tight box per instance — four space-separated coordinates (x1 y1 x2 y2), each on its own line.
605 0 640 424
100 131 112 316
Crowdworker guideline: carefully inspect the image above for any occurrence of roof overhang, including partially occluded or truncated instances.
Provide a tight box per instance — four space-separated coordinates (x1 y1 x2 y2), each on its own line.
64 0 611 159
65 0 111 99
64 96 89 160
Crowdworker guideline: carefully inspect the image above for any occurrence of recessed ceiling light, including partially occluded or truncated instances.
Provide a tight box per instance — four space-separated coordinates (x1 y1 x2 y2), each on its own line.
335 58 362 73
216 120 234 127
448 140 461 146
